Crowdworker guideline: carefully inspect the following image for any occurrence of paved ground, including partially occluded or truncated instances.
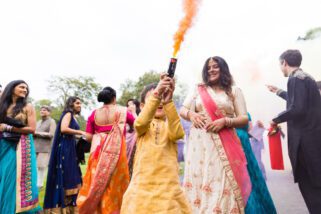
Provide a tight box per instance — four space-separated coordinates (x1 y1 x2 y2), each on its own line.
265 169 309 214
261 136 309 214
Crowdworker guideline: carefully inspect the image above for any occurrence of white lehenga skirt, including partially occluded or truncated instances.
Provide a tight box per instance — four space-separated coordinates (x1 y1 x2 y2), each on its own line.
183 128 244 214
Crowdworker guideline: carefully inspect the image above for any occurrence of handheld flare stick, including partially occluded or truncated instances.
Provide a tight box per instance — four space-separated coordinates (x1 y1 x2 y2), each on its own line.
167 58 177 78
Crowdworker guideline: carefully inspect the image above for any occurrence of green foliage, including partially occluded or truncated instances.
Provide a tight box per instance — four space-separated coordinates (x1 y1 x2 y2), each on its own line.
34 75 100 131
118 70 188 106
298 27 321 41
118 71 159 106
173 82 188 105
47 76 102 109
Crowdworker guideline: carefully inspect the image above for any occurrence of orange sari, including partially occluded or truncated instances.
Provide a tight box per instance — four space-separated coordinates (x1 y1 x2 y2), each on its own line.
77 107 130 214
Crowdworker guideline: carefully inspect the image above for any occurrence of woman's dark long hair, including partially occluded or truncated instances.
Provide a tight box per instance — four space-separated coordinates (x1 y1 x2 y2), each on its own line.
202 56 234 96
0 80 29 122
63 96 81 115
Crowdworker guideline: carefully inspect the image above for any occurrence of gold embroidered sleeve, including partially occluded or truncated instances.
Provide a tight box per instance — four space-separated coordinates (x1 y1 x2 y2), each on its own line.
134 95 161 136
163 101 184 142
233 87 248 117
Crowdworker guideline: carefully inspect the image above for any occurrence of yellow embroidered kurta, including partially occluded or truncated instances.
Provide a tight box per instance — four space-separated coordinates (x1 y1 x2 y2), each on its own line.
121 95 192 214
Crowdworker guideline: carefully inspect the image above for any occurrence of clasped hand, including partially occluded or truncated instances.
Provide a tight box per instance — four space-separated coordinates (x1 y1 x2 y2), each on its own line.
190 112 225 133
155 73 175 104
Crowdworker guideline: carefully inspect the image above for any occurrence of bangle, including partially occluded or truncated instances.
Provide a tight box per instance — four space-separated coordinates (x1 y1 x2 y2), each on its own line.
225 117 233 127
230 118 234 127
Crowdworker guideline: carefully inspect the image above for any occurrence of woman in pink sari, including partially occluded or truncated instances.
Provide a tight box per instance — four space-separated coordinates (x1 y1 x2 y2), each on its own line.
77 87 135 214
125 99 140 178
180 56 252 213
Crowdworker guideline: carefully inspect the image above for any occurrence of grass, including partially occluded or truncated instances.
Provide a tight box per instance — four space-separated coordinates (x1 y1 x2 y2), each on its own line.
38 154 89 207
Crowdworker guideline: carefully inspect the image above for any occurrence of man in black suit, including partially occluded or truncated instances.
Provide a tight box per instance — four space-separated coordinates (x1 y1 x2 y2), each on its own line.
267 49 321 213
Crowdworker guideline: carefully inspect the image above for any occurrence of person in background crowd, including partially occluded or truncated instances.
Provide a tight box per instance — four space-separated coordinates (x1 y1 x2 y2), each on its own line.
77 87 135 214
249 120 267 180
34 105 56 190
126 98 140 178
0 80 41 213
44 96 87 213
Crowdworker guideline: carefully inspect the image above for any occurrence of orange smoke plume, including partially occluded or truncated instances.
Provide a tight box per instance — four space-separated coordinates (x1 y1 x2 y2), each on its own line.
172 0 201 57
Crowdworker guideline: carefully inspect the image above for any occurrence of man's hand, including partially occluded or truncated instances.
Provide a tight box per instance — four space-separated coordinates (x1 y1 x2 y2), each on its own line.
266 85 279 93
270 120 277 127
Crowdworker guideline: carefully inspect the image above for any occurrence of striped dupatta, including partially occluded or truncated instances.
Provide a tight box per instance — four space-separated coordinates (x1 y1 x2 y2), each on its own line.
77 107 127 214
16 134 40 213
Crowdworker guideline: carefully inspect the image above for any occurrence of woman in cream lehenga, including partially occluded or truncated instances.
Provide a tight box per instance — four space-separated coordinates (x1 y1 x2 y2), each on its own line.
180 56 276 213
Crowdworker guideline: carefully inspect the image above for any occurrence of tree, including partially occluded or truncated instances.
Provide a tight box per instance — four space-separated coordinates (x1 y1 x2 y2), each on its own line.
33 98 87 130
118 70 188 106
118 79 137 106
297 27 321 41
118 71 159 106
47 76 102 109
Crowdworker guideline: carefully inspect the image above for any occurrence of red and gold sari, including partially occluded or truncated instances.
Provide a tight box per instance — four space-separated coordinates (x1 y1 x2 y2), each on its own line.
77 106 131 214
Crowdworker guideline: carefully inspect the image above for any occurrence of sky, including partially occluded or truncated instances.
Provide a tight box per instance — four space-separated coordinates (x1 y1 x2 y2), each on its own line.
0 0 320 121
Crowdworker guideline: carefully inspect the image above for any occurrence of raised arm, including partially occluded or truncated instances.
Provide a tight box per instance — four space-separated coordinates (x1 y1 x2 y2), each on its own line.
163 101 184 142
134 94 160 136
276 89 288 100
273 77 307 124
267 84 287 101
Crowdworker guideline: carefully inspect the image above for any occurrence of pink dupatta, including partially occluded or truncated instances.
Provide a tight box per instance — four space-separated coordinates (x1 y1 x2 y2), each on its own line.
198 85 252 205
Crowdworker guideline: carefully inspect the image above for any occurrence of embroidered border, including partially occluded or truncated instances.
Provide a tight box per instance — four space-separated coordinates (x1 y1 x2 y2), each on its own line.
211 134 245 213
20 135 39 207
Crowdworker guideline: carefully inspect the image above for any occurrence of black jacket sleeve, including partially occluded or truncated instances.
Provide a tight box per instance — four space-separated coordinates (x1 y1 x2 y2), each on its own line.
273 77 307 124
277 90 288 100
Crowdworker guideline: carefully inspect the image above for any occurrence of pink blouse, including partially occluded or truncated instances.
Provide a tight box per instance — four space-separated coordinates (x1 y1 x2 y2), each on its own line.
86 109 135 134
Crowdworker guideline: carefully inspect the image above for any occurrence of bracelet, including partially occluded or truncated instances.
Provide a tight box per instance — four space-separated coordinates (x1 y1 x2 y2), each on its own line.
225 117 234 127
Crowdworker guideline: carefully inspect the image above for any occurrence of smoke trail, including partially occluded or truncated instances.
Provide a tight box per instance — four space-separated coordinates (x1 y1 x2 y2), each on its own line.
172 0 202 57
